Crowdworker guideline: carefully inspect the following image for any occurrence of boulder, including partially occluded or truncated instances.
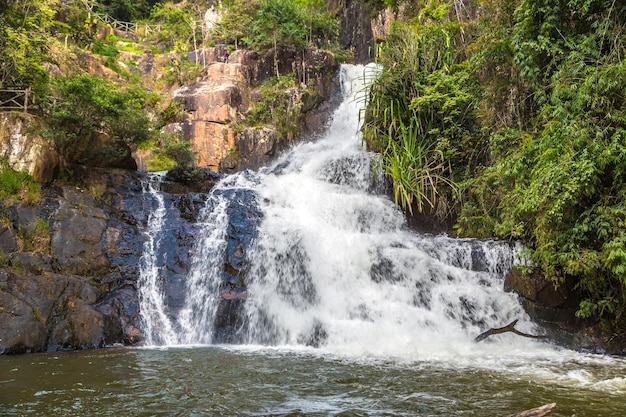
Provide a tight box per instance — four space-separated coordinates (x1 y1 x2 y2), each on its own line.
180 121 236 171
165 46 339 173
0 112 59 183
504 268 585 330
51 187 109 275
174 63 247 123
226 127 277 172
0 272 105 354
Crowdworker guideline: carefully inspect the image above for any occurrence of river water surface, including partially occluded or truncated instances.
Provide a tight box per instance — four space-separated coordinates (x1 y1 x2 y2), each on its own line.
2 345 626 416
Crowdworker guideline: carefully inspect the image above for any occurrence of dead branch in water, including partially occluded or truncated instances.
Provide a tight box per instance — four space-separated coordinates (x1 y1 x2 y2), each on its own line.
508 402 557 417
474 319 547 342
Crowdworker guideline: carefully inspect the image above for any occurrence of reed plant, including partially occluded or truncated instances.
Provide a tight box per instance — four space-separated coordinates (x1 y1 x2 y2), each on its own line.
363 17 474 216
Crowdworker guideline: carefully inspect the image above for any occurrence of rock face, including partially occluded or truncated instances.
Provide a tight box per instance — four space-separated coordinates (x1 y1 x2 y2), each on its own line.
0 113 58 183
166 46 340 173
0 164 261 353
0 168 146 353
329 0 377 64
505 269 580 326
503 268 625 354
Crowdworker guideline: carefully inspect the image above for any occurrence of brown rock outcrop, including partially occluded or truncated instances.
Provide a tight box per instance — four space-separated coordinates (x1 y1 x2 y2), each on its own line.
165 46 339 173
0 113 59 183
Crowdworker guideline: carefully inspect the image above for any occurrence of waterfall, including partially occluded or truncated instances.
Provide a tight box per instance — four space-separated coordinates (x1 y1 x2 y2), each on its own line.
239 64 534 356
137 172 178 346
137 64 538 357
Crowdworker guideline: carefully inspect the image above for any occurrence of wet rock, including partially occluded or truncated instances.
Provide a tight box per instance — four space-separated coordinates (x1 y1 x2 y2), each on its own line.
210 179 263 343
212 298 247 344
51 190 109 276
0 167 148 353
226 127 277 172
330 0 377 64
95 284 142 345
8 253 53 275
0 287 47 354
503 268 605 351
0 272 106 354
0 224 18 255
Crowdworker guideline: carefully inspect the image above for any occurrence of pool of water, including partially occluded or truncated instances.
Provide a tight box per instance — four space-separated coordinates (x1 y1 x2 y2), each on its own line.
2 345 626 416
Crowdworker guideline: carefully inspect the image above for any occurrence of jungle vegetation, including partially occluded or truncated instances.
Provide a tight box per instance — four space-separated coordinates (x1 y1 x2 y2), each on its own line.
363 0 626 331
0 0 340 175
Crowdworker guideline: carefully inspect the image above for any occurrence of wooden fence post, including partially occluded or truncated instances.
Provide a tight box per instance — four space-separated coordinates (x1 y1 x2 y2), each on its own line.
24 87 29 114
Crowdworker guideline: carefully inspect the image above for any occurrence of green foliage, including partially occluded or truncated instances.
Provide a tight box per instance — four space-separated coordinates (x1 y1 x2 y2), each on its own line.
214 0 339 51
144 152 177 172
381 109 458 214
252 0 308 51
53 1 93 46
158 100 186 127
246 75 301 139
102 0 163 21
0 159 41 205
363 18 478 214
213 0 260 49
363 0 626 329
92 39 119 57
149 2 201 52
163 57 204 86
162 136 196 168
456 0 626 327
0 0 57 92
156 133 201 182
43 74 157 174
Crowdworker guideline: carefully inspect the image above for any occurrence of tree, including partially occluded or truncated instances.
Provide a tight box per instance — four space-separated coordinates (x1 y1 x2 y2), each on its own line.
44 74 157 174
101 0 163 21
150 2 200 52
0 0 57 93
252 0 308 76
212 0 260 49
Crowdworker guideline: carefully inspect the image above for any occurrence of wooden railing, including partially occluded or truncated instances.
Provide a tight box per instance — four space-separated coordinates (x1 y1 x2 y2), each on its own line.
82 0 171 36
0 88 34 113
90 11 163 35
81 0 206 37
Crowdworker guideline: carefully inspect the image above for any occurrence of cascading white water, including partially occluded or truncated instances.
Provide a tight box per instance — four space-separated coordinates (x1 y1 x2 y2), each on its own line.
138 64 539 358
137 172 178 346
137 170 261 346
239 64 537 357
176 194 230 344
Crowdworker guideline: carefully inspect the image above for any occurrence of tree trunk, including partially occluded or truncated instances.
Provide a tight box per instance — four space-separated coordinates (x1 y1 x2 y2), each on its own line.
474 319 547 342
508 403 557 417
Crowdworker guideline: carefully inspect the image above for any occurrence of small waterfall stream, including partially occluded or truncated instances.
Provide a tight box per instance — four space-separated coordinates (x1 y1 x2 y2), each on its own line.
137 171 178 346
137 64 537 357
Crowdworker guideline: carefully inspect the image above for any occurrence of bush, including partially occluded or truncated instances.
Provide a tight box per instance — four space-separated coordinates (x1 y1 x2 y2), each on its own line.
246 75 301 140
44 74 158 174
0 160 41 205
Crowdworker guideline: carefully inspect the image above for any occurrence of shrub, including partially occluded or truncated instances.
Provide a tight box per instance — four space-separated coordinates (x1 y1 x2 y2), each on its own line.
0 160 41 205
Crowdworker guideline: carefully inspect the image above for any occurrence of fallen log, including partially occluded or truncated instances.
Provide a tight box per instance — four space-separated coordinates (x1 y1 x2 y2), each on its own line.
508 402 556 417
474 319 547 342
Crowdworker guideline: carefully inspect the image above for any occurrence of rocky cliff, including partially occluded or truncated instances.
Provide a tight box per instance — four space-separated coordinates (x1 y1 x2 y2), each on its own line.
0 168 142 353
165 46 341 173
